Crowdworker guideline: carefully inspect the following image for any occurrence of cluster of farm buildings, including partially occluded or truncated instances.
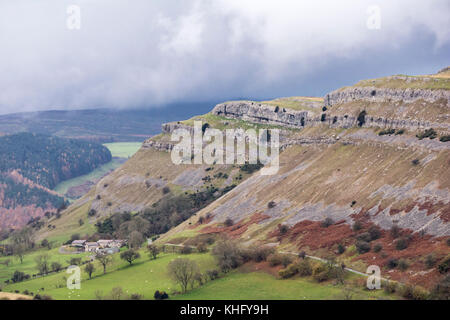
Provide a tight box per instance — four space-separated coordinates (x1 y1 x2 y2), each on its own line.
71 239 126 254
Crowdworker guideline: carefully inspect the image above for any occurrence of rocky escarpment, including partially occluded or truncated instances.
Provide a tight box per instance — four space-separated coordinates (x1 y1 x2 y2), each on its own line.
325 85 450 107
211 100 450 132
212 102 309 128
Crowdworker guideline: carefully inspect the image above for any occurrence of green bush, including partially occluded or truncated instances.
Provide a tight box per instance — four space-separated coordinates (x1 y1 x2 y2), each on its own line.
383 281 397 294
425 254 436 268
352 221 363 231
279 263 299 279
337 243 346 254
355 241 371 254
297 260 313 277
321 217 334 228
387 258 399 269
398 259 409 271
373 243 383 253
416 128 437 140
395 237 409 250
438 255 450 274
439 135 450 142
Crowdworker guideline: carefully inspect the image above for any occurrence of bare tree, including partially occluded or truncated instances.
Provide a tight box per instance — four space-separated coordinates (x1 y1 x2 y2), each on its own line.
84 262 95 279
13 244 25 264
147 244 160 260
167 258 199 293
35 254 50 276
95 253 112 274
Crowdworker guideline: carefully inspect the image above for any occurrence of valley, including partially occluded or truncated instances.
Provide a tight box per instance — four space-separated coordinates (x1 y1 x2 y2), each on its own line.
0 68 449 300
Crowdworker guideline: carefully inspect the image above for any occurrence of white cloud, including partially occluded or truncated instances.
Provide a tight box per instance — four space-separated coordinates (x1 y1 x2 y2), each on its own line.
0 0 448 114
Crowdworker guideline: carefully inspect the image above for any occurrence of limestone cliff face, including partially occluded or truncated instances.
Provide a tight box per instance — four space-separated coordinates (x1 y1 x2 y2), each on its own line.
210 100 450 132
212 102 309 128
325 86 450 107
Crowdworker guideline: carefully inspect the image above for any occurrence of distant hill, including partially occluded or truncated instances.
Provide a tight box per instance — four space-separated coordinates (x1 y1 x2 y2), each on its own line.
0 102 219 143
0 133 112 230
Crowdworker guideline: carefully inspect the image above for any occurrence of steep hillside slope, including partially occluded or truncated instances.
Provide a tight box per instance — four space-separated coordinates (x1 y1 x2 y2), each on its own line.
45 68 450 287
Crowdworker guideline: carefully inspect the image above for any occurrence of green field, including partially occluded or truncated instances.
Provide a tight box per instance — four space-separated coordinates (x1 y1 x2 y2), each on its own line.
0 247 89 284
53 142 142 197
103 142 142 158
1 249 394 300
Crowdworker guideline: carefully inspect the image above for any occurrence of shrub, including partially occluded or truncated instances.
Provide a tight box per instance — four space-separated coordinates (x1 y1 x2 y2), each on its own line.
162 186 171 195
250 246 274 262
154 290 169 300
320 113 327 122
357 110 367 127
379 128 396 136
368 226 381 241
416 128 437 140
367 242 379 253
268 254 283 267
88 209 97 217
297 260 312 277
398 259 409 271
321 217 334 228
395 237 409 250
130 293 142 300
298 251 306 259
278 225 289 234
206 269 220 281
439 135 450 142
438 255 450 274
211 240 243 273
279 263 299 279
357 232 372 242
387 258 399 269
447 238 450 246
355 241 371 254
268 201 276 209
352 221 363 232
400 285 429 300
383 281 398 294
196 243 208 253
425 254 436 268
390 225 401 238
180 246 193 254
312 264 329 282
337 243 346 254
224 218 234 227
411 159 420 166
395 129 405 135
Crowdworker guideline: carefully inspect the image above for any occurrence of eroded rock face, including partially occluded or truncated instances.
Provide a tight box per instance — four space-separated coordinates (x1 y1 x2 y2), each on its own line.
212 102 309 128
325 86 450 107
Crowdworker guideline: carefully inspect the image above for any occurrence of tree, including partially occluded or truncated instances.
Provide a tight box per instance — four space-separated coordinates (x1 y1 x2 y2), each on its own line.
211 240 243 273
128 230 144 249
147 244 160 260
51 262 62 272
120 250 140 265
95 253 112 274
35 254 50 276
167 258 199 293
13 244 25 264
84 262 95 279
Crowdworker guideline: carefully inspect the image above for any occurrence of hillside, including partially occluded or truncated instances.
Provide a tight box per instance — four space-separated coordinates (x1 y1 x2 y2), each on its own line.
36 68 450 289
0 133 112 231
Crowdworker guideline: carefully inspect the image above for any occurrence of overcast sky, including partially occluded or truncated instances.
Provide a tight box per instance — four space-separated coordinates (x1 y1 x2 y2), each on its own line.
0 0 449 114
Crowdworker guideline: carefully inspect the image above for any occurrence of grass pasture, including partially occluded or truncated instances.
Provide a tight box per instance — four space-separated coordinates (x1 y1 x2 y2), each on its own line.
2 250 395 300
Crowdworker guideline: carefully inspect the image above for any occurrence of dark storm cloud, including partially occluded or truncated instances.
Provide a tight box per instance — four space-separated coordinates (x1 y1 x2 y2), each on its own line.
0 0 449 114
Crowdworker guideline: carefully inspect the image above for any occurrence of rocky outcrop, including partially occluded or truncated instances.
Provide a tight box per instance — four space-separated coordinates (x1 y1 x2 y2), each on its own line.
212 102 309 128
325 86 450 107
211 100 450 132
